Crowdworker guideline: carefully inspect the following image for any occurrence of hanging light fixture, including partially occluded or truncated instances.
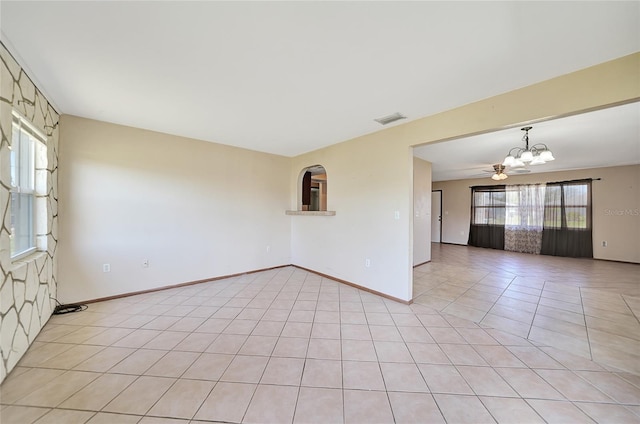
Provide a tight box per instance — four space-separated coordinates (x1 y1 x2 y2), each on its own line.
490 164 508 181
502 126 554 168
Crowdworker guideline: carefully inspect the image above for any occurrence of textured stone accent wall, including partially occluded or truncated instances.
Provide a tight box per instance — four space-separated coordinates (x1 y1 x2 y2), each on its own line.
0 43 59 383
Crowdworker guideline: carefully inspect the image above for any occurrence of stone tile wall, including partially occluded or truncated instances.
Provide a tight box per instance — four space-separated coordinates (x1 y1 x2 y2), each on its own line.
0 43 59 383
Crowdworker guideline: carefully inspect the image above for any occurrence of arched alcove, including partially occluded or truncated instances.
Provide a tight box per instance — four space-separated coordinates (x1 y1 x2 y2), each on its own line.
286 165 335 216
299 165 327 211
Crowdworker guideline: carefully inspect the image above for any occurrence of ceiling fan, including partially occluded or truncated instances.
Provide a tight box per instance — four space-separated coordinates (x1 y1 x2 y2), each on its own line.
481 164 531 180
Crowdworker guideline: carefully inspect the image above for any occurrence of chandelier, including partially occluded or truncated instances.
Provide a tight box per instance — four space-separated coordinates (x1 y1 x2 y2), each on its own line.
502 126 554 168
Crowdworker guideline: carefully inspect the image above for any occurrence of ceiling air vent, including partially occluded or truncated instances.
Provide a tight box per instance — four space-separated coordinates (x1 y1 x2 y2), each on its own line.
374 112 406 125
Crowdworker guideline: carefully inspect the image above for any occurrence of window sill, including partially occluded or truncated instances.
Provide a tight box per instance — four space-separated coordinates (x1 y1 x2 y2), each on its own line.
285 210 336 216
10 250 48 271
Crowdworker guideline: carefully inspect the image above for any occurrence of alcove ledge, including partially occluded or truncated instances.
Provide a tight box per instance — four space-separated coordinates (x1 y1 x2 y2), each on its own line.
285 210 336 216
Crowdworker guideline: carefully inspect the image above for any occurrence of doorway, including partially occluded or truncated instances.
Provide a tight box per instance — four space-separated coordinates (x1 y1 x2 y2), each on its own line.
431 190 442 242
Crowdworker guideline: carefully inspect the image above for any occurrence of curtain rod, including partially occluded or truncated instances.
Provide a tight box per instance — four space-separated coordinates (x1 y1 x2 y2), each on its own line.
470 178 601 188
546 178 601 185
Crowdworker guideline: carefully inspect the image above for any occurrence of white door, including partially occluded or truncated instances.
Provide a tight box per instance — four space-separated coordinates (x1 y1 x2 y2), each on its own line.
431 191 442 242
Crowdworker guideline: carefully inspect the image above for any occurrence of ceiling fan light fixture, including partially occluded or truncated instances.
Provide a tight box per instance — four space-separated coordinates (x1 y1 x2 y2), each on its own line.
491 171 508 181
489 163 508 181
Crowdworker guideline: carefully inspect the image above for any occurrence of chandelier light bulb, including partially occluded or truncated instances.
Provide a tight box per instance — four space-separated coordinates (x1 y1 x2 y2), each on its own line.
512 158 525 168
502 156 515 167
540 150 555 161
520 150 534 162
530 155 546 165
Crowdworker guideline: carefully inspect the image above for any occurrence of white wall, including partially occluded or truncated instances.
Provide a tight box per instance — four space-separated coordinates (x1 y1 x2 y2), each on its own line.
413 157 432 267
58 116 291 303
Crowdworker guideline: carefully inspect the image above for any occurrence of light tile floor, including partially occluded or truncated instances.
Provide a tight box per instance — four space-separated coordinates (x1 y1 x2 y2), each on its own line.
0 254 638 423
414 244 640 375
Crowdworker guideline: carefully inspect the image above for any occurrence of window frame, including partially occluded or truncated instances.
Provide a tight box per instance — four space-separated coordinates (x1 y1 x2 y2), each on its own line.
10 111 46 260
543 182 590 230
470 186 506 226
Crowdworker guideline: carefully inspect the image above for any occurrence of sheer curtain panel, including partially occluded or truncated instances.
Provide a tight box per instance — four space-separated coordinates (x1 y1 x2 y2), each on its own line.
504 184 546 254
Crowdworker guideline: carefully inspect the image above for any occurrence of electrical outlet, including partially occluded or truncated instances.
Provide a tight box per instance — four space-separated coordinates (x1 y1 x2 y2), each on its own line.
142 259 149 268
103 263 110 273
365 258 371 268
602 241 607 247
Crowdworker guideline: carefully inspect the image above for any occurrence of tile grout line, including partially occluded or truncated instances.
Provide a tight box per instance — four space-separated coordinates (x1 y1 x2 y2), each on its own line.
620 294 640 326
377 296 403 424
579 287 596 363
525 279 547 342
475 275 519 326
286 269 319 424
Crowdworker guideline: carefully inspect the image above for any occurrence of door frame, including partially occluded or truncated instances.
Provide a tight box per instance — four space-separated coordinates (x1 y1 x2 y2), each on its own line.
431 189 442 243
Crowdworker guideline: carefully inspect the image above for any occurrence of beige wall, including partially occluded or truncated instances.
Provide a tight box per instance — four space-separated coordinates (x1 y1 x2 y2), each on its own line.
288 52 639 301
413 157 432 267
432 165 640 263
290 130 414 301
0 44 59 383
58 116 291 303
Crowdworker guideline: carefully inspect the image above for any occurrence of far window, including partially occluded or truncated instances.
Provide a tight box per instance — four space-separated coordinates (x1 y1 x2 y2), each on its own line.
469 180 592 257
471 186 506 225
10 112 46 259
544 182 589 229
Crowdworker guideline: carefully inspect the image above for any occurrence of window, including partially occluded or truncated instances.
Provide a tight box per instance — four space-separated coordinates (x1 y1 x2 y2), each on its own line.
468 185 506 250
10 111 46 259
505 184 545 229
541 180 592 257
469 180 593 257
543 182 589 229
470 186 506 225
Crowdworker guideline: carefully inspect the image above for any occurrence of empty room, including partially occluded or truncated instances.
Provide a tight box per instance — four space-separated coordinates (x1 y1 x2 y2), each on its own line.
1 2 639 423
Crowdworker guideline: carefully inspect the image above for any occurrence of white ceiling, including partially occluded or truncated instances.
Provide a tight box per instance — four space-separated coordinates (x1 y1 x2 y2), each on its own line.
414 101 640 181
1 1 638 157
